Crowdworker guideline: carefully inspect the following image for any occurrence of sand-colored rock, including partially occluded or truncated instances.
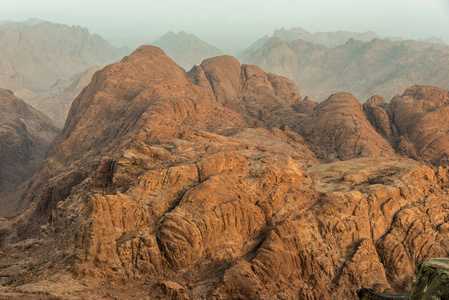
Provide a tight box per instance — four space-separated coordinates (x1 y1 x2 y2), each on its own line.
1 46 449 300
363 95 395 140
196 55 304 128
298 92 395 161
388 85 449 166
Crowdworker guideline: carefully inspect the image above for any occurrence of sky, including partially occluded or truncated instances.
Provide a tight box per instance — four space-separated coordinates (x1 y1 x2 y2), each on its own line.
1 0 449 48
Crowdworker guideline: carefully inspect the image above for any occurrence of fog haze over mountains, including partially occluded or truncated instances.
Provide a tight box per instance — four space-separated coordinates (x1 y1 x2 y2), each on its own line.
1 0 448 51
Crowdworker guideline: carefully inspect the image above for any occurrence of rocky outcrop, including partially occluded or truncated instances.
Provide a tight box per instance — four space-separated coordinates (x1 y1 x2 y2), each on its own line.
296 85 449 167
151 31 222 70
387 85 449 166
360 86 449 167
363 96 395 141
298 92 395 161
193 55 304 128
0 46 448 300
239 37 449 102
0 89 59 216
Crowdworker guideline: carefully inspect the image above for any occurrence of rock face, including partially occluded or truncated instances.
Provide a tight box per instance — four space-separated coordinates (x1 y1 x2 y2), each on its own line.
151 31 222 70
298 92 395 161
239 37 449 102
362 85 449 167
388 85 449 166
0 89 59 216
0 21 120 94
0 46 449 300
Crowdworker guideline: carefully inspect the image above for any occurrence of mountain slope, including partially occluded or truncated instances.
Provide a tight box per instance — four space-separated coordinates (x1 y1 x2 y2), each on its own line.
0 21 121 93
0 47 448 299
25 66 102 127
0 89 59 216
239 37 449 102
151 31 222 70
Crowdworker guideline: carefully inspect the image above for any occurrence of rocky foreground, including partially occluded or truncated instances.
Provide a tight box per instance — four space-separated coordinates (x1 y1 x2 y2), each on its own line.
0 46 448 299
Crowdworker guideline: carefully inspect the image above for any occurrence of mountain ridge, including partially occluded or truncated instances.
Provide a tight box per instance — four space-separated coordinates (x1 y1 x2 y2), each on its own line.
0 20 121 94
239 36 449 102
0 46 448 299
0 88 59 216
151 31 222 70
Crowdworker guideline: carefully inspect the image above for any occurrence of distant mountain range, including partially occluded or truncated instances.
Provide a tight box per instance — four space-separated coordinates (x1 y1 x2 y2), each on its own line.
239 37 449 101
24 66 102 127
0 20 121 94
242 27 445 53
151 31 222 70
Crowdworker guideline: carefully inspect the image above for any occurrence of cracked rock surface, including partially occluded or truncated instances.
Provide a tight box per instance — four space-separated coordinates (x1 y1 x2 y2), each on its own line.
1 46 449 299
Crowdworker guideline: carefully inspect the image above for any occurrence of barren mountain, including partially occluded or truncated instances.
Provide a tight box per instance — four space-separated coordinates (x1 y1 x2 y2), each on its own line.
151 31 222 70
0 89 59 216
297 92 396 160
273 27 384 47
0 47 448 299
0 21 120 94
239 37 449 102
242 27 404 54
24 66 102 127
367 85 449 167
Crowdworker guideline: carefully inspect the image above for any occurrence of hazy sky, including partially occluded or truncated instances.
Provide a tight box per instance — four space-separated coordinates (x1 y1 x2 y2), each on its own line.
1 0 449 46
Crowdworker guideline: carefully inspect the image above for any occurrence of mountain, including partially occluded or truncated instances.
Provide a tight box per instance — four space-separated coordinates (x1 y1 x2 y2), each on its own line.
21 18 45 26
420 37 446 44
0 89 59 216
151 31 222 69
242 27 406 54
239 37 449 101
24 66 102 127
272 27 384 47
0 47 448 299
0 21 121 94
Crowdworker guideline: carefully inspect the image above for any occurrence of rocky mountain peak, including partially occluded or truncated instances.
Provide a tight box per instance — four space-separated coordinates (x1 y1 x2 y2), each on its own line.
1 46 449 300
